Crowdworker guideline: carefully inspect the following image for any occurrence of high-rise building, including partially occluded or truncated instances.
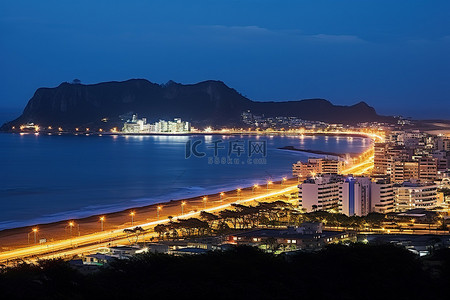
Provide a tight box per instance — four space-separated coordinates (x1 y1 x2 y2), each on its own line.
418 157 438 183
390 161 419 183
298 174 342 212
371 180 395 214
374 143 390 175
339 176 372 216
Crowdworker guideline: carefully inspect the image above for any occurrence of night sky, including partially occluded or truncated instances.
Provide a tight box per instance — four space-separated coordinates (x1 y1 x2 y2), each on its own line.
1 0 449 122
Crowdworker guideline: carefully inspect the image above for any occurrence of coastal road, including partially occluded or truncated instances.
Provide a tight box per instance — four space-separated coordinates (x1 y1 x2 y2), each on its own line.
0 184 299 264
342 156 374 175
0 132 378 264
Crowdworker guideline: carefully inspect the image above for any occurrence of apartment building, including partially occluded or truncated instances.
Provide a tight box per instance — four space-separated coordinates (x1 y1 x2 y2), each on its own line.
370 180 395 214
394 182 438 212
298 174 342 212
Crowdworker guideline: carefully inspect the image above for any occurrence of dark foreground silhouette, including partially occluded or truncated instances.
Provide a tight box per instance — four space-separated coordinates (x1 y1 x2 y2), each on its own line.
1 244 449 300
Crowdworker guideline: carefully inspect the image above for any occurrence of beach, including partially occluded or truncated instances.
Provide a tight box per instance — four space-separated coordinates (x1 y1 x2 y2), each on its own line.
0 177 300 251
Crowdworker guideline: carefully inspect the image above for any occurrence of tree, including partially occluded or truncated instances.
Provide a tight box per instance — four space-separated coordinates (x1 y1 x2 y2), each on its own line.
123 227 145 244
154 224 167 239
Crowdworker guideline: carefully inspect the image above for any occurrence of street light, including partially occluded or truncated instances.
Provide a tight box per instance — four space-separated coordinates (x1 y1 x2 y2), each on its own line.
130 211 135 226
68 221 74 236
281 177 287 186
181 201 186 215
33 228 38 244
157 206 162 220
203 196 207 210
267 180 273 190
252 184 259 194
220 192 225 201
28 228 38 244
100 216 105 231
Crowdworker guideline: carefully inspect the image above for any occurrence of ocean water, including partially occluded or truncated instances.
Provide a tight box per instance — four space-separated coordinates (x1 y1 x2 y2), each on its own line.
0 133 371 230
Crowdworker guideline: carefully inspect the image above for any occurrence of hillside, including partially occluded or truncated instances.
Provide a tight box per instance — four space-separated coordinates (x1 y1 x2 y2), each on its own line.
1 79 392 130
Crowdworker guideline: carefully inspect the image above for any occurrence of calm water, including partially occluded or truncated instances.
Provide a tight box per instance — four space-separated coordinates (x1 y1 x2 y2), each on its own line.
0 133 371 230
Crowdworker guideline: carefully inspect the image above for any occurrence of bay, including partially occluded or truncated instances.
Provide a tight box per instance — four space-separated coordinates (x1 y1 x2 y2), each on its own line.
0 133 371 230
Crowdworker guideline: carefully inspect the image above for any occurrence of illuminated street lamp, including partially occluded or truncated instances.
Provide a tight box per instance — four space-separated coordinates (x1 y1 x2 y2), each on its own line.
157 206 162 220
237 188 241 200
28 227 38 244
68 221 74 236
100 216 105 231
181 201 186 215
220 192 225 201
130 211 136 226
33 228 38 244
267 180 273 190
281 177 287 186
203 196 207 210
252 184 259 194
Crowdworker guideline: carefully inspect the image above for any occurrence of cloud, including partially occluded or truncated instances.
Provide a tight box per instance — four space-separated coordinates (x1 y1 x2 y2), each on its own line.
308 34 364 43
195 25 364 44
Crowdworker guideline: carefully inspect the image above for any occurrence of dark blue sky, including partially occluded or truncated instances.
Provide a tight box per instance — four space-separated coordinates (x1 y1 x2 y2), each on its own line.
1 0 449 121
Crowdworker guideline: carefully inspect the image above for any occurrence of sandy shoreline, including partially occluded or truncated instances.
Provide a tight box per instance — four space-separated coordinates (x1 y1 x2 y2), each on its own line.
0 177 299 251
0 131 374 252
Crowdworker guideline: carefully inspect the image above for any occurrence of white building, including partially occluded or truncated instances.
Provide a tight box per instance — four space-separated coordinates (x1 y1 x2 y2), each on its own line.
340 176 372 216
298 174 342 212
123 115 190 133
370 180 395 214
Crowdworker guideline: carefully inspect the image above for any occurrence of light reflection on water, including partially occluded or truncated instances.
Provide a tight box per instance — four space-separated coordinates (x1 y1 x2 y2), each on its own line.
0 133 371 229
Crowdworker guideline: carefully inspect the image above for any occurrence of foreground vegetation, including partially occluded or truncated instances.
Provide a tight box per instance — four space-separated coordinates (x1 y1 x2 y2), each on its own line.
1 244 449 300
150 201 446 240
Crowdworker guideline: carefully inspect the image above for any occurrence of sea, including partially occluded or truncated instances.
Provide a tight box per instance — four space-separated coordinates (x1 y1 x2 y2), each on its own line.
0 133 372 230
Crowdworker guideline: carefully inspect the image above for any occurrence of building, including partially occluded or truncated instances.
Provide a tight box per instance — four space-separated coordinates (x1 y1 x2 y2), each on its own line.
122 115 151 133
293 158 343 178
298 174 342 212
370 179 395 214
293 160 317 178
418 157 438 183
394 182 438 212
374 143 390 175
169 247 209 256
318 158 344 174
122 115 191 133
431 150 449 171
436 137 450 151
228 223 355 252
340 176 372 216
390 161 419 183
